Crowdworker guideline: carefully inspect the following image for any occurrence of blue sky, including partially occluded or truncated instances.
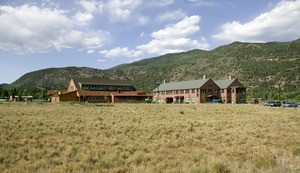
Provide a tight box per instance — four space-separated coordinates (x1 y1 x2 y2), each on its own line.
1 0 300 84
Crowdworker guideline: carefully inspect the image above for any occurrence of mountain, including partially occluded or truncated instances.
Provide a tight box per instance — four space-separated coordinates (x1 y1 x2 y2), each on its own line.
11 67 105 90
8 39 300 100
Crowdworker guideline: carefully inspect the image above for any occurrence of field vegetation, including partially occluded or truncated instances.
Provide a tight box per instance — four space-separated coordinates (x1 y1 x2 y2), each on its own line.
0 103 299 172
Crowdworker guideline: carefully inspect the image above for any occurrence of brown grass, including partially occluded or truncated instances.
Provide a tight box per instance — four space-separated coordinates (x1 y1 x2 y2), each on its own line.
0 103 299 172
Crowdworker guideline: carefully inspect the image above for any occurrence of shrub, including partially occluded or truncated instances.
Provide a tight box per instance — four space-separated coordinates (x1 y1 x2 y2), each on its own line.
292 147 300 156
211 162 231 173
254 156 277 168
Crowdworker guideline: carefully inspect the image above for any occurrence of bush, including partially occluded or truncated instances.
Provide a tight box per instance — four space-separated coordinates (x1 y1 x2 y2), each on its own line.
254 156 277 168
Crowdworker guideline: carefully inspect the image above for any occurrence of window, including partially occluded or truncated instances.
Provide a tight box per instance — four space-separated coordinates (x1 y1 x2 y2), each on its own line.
232 89 235 93
208 89 212 93
108 86 114 90
191 89 195 93
125 86 133 91
185 89 190 94
98 85 104 90
227 89 231 93
200 89 207 93
180 90 184 94
70 86 75 91
221 89 224 93
82 84 89 90
191 98 195 103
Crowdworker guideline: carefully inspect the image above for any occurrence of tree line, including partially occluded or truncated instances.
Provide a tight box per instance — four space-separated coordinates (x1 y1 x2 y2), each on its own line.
0 86 48 101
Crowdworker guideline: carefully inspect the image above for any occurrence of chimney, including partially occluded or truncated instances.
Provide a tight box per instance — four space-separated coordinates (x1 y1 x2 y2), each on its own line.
163 80 166 84
229 76 232 80
203 74 207 79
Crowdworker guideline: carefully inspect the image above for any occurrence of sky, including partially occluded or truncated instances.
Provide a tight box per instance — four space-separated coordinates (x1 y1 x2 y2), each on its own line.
0 0 300 84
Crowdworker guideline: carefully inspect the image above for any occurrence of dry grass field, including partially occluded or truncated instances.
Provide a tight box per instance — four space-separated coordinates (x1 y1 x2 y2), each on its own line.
0 102 299 173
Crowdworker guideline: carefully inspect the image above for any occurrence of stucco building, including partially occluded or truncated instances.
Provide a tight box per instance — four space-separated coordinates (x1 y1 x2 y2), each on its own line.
48 78 152 103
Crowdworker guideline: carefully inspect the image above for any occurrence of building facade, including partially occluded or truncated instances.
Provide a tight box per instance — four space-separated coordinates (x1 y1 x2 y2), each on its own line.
48 78 152 103
153 76 246 104
215 76 247 104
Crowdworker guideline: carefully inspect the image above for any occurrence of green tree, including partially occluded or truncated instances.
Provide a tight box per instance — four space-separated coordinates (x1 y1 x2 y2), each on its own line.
9 86 17 99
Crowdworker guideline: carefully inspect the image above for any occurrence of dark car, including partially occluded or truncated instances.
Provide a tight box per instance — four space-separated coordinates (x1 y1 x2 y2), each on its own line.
282 101 298 108
264 101 281 107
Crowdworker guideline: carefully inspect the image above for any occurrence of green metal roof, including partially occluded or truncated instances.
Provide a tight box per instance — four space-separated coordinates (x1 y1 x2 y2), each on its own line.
214 79 236 89
153 79 210 91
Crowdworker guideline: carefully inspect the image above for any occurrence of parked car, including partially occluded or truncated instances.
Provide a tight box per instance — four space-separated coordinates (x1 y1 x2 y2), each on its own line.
211 99 222 103
263 101 281 107
282 101 298 108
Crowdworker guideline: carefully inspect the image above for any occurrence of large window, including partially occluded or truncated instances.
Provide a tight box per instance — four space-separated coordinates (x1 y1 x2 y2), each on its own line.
200 89 207 93
125 86 133 91
108 86 114 90
82 84 89 90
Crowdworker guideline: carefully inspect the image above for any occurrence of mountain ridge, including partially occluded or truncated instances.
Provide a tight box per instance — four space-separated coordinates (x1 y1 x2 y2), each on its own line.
3 39 300 100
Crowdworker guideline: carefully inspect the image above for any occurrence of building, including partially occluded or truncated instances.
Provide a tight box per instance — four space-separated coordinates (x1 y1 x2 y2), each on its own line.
48 78 152 103
152 75 220 104
214 76 247 104
153 76 246 104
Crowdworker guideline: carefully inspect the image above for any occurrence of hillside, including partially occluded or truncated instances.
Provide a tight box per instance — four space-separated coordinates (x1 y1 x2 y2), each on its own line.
11 67 105 90
6 39 300 100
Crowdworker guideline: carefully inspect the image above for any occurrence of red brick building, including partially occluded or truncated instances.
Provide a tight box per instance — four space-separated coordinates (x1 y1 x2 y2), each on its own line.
153 76 246 104
48 78 152 103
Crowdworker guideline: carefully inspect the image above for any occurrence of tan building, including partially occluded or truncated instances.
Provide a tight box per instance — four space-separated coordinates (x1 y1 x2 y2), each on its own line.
48 78 152 103
153 76 246 104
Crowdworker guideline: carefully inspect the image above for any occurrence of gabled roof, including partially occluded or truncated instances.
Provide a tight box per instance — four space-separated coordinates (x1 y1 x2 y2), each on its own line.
214 79 237 89
153 79 211 91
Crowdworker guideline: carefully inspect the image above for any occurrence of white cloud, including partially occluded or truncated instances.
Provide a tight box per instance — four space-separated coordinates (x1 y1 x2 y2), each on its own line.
158 10 186 22
75 12 93 23
83 30 110 50
107 0 142 21
137 15 209 55
212 0 300 42
138 15 149 25
97 59 107 62
100 47 142 58
0 5 110 53
187 0 217 6
147 0 175 7
77 0 104 14
87 49 95 54
152 15 200 39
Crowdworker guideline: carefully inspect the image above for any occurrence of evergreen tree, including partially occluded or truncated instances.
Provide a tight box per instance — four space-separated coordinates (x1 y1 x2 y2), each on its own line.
9 86 17 99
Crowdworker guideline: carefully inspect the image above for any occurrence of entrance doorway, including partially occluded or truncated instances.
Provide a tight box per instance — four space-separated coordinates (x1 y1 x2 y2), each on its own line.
166 97 174 104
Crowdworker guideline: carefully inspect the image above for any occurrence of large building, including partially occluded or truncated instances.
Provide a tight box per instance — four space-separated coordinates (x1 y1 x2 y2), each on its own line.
153 76 246 104
48 78 152 103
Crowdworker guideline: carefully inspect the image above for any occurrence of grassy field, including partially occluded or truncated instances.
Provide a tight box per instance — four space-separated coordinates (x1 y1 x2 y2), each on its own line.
0 103 299 173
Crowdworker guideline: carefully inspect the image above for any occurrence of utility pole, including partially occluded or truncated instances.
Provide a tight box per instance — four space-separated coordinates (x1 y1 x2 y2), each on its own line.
157 81 160 103
278 84 281 101
45 75 48 100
